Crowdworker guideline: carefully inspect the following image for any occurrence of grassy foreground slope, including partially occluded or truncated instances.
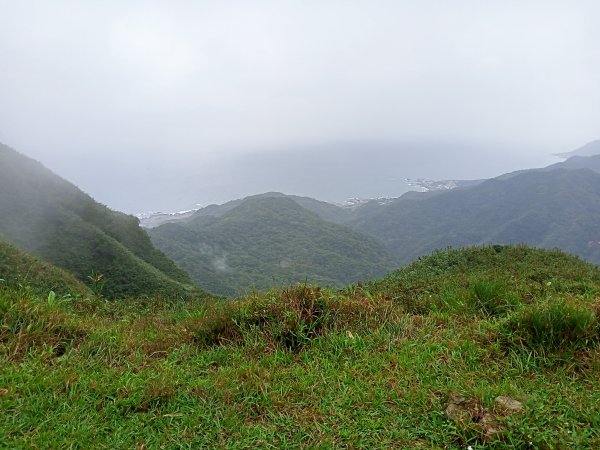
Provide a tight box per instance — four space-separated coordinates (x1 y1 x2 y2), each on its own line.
0 143 200 299
2 246 599 448
149 196 394 296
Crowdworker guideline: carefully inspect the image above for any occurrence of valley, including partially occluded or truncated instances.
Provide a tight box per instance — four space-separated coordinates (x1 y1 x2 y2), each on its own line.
129 145 600 296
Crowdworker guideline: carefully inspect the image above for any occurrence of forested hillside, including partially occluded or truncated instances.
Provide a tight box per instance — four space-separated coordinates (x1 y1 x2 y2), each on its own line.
147 155 600 296
0 240 89 297
0 143 202 299
149 196 394 296
351 168 600 265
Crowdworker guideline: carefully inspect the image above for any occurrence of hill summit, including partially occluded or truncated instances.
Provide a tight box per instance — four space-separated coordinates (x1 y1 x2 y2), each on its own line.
149 195 394 296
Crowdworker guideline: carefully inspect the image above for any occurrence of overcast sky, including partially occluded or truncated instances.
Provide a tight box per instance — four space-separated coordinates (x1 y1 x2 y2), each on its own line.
1 1 599 212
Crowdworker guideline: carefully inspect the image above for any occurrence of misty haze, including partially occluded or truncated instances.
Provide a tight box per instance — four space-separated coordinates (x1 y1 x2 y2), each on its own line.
1 1 598 212
2 1 600 448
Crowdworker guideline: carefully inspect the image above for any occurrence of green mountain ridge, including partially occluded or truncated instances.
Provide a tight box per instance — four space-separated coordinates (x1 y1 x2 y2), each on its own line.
4 140 600 301
351 168 600 265
545 153 600 173
142 191 354 229
149 196 395 296
0 143 203 299
147 152 600 296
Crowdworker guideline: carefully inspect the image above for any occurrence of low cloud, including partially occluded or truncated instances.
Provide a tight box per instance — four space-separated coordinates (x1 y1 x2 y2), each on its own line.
1 1 598 211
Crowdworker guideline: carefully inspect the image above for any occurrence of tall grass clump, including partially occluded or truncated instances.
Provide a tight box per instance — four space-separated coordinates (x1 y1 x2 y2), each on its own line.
0 289 86 360
189 284 399 351
503 298 598 352
270 285 329 350
469 280 520 317
190 285 329 351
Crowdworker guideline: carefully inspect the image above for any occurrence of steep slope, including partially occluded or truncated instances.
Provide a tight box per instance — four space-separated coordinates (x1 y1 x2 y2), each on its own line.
149 196 394 296
0 143 200 299
0 240 89 297
351 169 600 265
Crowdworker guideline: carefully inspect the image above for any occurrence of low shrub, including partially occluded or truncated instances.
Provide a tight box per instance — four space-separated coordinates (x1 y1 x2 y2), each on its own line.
327 289 401 331
189 285 328 350
270 285 328 350
189 301 243 346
